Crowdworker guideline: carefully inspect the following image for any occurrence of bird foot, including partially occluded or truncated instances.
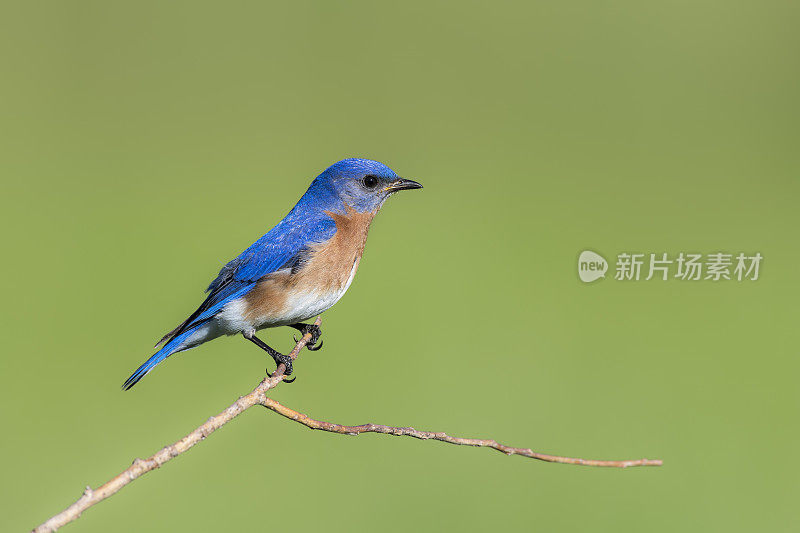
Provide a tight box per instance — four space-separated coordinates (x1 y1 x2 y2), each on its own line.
267 351 294 382
291 323 323 351
244 331 296 383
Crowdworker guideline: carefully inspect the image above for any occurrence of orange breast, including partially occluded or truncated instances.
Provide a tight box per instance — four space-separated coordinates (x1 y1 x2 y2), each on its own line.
297 207 375 291
242 206 376 325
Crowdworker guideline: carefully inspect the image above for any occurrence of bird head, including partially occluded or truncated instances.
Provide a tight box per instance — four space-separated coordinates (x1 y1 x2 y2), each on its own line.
308 158 422 214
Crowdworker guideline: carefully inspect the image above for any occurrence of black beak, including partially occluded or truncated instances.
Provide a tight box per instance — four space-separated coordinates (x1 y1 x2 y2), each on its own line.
386 178 423 192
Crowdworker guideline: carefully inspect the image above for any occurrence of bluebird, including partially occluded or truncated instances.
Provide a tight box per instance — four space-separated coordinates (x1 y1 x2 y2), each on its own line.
123 158 422 390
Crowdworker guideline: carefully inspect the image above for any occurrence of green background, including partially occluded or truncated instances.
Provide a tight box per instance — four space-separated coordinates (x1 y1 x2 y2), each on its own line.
2 1 798 531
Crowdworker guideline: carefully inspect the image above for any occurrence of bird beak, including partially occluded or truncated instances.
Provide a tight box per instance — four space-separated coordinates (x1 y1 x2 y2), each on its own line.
385 178 423 193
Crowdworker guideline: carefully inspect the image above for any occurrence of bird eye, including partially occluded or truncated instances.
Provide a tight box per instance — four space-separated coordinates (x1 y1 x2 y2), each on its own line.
362 175 378 189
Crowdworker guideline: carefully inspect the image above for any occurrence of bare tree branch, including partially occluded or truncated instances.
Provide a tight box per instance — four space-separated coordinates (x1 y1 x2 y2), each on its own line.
32 317 320 533
260 398 663 468
32 316 661 532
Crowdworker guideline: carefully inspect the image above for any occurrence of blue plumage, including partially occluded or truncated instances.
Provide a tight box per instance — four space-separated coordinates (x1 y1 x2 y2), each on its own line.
122 326 201 390
191 216 338 328
123 158 421 390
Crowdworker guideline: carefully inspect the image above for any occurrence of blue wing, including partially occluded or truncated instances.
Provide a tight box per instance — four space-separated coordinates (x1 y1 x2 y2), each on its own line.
156 210 336 346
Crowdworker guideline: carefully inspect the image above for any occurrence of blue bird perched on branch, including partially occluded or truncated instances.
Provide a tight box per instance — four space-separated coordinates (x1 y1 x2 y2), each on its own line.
123 158 422 390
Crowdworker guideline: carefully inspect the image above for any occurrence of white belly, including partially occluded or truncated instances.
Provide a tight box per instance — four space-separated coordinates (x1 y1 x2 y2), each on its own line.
269 258 360 326
216 258 360 332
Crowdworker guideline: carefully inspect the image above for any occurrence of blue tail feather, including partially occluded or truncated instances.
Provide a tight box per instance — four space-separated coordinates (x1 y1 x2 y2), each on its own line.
122 327 199 390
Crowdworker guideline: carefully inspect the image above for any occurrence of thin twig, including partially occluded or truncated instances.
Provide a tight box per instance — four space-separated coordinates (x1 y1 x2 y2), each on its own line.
260 397 662 468
32 314 661 532
32 317 320 533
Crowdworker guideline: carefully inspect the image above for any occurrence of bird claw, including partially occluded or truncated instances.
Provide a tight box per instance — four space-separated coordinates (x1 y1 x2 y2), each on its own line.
291 323 323 351
266 366 296 384
277 354 294 376
307 339 323 351
266 357 296 383
266 348 295 379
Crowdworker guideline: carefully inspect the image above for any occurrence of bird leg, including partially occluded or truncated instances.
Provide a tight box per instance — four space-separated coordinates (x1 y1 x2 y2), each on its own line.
243 331 295 383
289 322 323 351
